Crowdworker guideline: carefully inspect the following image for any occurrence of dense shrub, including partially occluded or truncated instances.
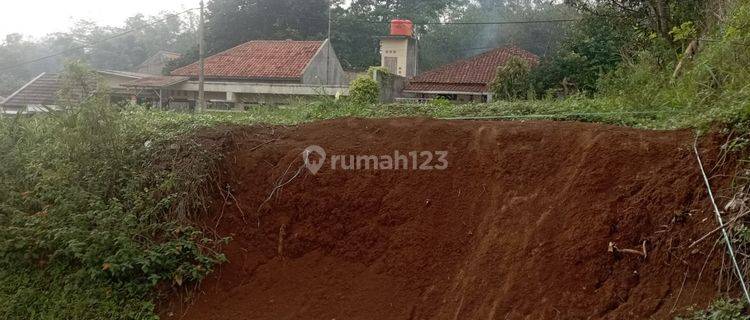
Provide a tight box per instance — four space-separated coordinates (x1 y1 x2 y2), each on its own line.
349 74 380 105
597 0 750 114
0 65 227 319
529 13 636 96
490 56 533 101
677 299 749 320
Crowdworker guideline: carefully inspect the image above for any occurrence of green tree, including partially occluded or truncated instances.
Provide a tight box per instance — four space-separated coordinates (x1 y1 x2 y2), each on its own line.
563 0 705 45
332 0 465 70
490 56 532 100
0 34 37 96
0 12 197 95
204 0 330 54
529 13 635 95
419 0 577 71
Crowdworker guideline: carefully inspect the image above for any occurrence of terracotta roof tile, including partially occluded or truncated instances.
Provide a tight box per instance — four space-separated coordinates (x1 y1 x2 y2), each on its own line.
406 47 538 93
2 70 149 107
2 73 61 106
171 40 324 80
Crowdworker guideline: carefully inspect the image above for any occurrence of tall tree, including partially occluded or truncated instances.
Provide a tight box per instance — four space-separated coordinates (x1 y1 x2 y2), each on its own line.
204 0 329 54
419 0 577 70
563 0 705 43
0 11 198 94
333 0 466 70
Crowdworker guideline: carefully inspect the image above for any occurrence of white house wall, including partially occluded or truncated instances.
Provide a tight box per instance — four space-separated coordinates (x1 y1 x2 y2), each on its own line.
302 40 347 86
171 81 348 97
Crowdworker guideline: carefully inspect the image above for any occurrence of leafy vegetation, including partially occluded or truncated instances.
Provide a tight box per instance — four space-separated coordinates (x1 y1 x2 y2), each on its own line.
529 12 636 96
0 72 228 319
0 13 198 95
349 74 380 106
4 0 750 319
490 56 533 100
0 75 747 319
678 299 749 320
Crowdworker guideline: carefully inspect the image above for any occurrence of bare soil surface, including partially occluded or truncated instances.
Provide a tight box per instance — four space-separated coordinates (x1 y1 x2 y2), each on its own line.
166 118 733 319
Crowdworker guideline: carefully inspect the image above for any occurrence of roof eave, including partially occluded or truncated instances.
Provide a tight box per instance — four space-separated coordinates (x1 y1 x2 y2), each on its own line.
173 75 304 82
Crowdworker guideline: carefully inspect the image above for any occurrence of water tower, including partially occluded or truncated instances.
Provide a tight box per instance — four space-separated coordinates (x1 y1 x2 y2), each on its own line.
380 20 418 78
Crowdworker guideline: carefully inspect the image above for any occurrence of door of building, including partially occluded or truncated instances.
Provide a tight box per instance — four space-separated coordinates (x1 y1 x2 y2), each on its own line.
384 57 398 74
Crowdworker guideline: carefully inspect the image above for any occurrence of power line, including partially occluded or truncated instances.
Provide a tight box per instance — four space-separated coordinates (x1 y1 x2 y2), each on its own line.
359 18 581 25
288 15 581 26
0 8 579 73
0 8 198 73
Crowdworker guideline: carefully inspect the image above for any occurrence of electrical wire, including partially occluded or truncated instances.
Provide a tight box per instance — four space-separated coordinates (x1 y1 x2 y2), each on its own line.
0 7 579 72
359 18 581 25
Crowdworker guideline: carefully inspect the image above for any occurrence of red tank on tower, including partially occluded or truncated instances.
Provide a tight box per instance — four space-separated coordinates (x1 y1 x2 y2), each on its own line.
390 19 414 37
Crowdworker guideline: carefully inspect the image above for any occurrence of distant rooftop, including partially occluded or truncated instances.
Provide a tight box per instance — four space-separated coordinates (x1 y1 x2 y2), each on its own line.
1 73 61 107
171 40 326 81
1 70 152 108
405 47 539 93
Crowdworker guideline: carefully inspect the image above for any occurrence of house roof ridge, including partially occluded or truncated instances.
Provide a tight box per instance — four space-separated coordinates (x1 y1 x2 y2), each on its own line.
404 46 538 94
408 46 539 85
170 39 326 80
2 73 48 105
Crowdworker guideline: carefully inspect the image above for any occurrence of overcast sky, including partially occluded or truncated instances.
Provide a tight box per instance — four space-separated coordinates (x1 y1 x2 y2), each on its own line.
0 0 198 40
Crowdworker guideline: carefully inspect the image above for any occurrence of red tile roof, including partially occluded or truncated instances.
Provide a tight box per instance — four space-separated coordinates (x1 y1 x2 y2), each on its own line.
2 73 61 106
2 70 152 108
171 40 325 81
405 47 538 94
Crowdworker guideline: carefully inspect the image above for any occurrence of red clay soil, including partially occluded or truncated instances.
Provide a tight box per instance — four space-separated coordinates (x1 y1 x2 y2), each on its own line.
166 118 736 320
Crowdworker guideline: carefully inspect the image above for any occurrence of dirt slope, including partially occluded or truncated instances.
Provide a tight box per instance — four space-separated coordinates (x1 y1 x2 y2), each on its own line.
167 118 732 320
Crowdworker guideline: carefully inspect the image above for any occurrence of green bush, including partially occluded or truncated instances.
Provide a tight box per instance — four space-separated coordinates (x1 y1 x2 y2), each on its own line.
596 0 750 115
349 75 379 105
678 299 749 320
0 64 227 319
530 12 636 96
490 56 533 101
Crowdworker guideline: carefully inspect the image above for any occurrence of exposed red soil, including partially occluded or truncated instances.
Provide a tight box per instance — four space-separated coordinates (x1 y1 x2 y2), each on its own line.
166 118 735 319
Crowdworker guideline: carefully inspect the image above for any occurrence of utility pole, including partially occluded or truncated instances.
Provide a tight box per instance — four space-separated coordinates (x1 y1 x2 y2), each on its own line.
326 1 332 85
198 0 206 112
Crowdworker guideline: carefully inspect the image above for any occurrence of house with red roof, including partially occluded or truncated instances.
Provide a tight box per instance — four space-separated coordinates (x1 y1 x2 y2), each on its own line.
377 20 538 103
124 39 347 109
403 47 538 103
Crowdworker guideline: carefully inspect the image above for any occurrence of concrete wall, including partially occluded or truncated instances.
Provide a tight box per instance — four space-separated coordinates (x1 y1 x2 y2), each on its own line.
163 81 349 108
171 81 348 96
380 38 408 77
406 38 418 77
374 72 407 103
380 37 417 78
302 40 347 86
